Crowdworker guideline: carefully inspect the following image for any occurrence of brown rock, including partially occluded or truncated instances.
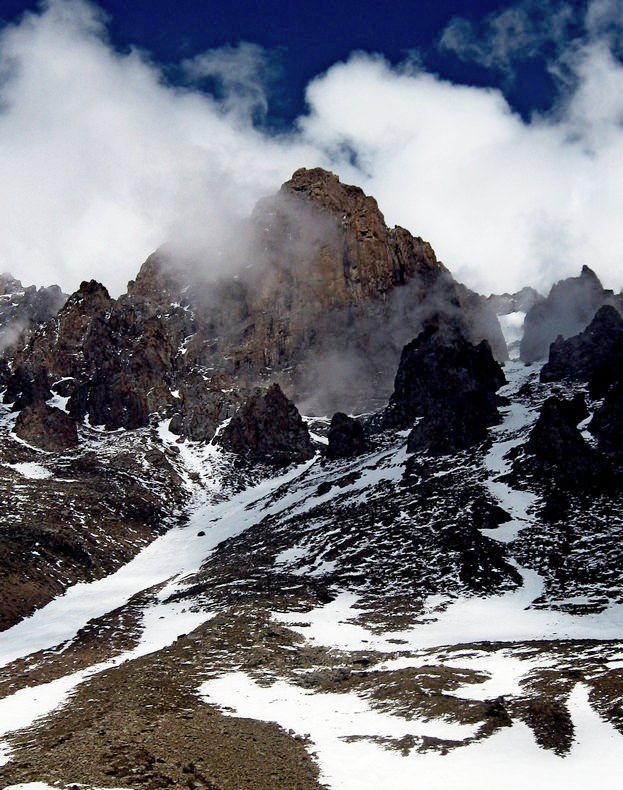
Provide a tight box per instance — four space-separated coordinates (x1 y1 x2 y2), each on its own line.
14 400 79 451
219 383 315 465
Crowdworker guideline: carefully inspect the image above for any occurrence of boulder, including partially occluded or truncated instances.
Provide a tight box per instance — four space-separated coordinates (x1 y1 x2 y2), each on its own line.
14 400 79 452
519 394 606 488
326 413 368 459
218 384 315 465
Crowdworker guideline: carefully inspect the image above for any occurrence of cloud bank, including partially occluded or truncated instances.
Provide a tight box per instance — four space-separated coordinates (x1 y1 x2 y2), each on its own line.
0 0 622 297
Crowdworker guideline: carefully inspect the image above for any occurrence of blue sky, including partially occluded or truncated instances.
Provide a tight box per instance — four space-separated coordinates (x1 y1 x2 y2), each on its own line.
0 1 622 296
0 0 593 122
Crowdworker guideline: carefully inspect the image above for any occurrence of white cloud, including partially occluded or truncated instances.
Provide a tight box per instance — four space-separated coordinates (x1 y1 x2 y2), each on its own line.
0 0 322 295
183 41 280 124
0 0 621 299
439 0 575 76
299 48 623 294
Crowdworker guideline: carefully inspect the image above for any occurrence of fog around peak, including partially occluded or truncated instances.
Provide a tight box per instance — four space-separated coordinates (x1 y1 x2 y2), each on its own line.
0 0 621 297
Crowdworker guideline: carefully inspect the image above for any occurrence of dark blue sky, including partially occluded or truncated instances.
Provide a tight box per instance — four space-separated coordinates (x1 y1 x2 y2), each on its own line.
1 0 591 124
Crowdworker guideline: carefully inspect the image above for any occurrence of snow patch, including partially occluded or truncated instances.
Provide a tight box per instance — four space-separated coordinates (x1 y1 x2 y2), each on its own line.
9 462 52 480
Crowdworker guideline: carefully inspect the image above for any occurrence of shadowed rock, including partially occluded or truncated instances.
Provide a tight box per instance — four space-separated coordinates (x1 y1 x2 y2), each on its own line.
14 400 79 452
0 273 67 364
382 317 505 453
518 394 607 489
590 381 623 462
540 305 623 396
520 266 619 362
218 384 314 466
326 412 368 459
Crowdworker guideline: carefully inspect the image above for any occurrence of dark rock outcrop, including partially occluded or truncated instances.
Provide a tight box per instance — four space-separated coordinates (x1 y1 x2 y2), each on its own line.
517 394 605 488
382 317 505 453
218 384 315 465
590 381 623 462
326 413 368 459
168 379 240 443
4 279 192 431
540 305 623 396
4 365 52 410
520 266 619 362
14 400 79 451
0 273 67 362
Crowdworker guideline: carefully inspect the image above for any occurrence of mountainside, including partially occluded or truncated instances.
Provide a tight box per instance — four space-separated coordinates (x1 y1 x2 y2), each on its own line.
0 170 622 790
520 265 623 362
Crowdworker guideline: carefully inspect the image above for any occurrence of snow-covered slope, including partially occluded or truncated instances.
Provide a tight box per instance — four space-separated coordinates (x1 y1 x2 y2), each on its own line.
1 360 622 789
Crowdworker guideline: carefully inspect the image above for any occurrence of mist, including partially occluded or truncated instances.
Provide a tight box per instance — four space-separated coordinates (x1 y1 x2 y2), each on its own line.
0 0 622 298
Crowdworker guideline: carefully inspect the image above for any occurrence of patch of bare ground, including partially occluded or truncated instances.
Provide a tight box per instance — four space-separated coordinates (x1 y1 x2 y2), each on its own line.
3 590 623 788
0 607 323 790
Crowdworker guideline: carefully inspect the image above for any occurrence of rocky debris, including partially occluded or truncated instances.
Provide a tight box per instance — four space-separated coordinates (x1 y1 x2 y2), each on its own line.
0 442 187 630
218 383 315 465
326 412 368 459
382 317 505 453
520 266 621 362
13 400 79 452
0 273 67 362
540 305 623 396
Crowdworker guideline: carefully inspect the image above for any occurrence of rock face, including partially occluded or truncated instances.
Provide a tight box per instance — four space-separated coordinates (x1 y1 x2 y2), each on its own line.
382 317 506 454
520 266 621 362
2 169 508 435
5 279 192 431
13 400 79 452
0 273 67 361
173 167 506 414
590 381 623 461
540 305 623 396
487 286 542 316
326 413 368 459
218 384 314 466
515 393 612 492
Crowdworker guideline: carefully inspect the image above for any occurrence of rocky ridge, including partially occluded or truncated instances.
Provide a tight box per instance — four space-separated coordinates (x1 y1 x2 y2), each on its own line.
0 171 622 788
0 273 67 360
520 265 622 362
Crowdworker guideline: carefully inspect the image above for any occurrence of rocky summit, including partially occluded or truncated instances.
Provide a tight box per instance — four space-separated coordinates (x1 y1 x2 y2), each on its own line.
0 169 622 790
